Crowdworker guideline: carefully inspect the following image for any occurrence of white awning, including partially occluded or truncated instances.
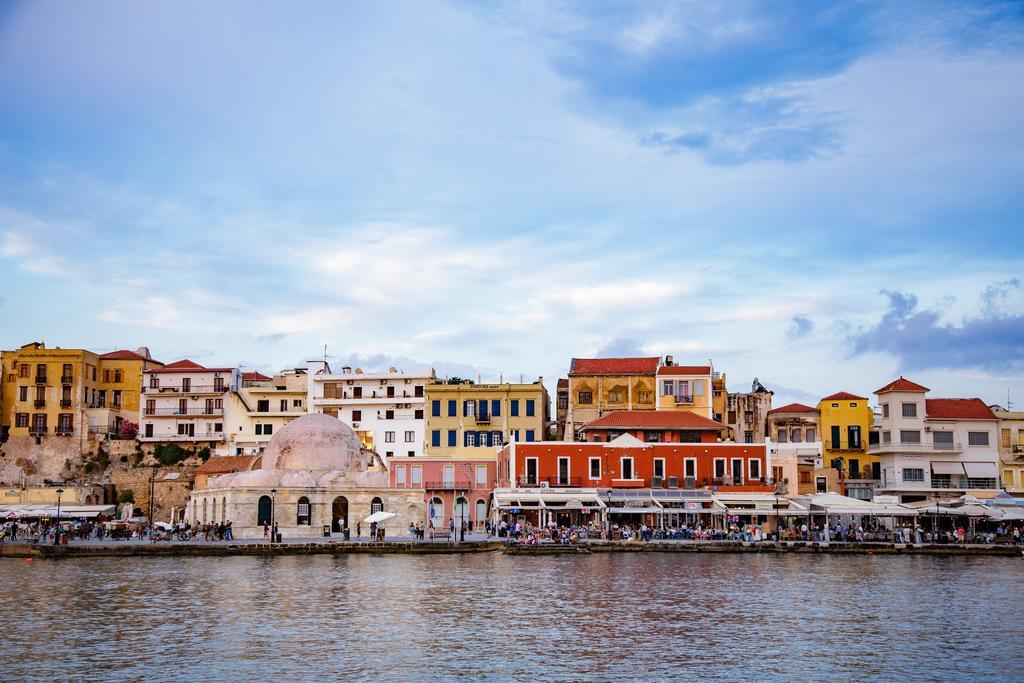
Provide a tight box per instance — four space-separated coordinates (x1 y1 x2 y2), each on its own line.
931 461 966 475
963 462 998 478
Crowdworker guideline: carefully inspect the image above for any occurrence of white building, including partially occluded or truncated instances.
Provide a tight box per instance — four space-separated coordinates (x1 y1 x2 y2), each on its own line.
306 361 434 458
218 369 308 456
870 377 1001 503
140 359 240 445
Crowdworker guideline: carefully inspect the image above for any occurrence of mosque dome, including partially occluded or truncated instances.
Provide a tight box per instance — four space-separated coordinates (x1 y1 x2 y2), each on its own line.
260 413 367 474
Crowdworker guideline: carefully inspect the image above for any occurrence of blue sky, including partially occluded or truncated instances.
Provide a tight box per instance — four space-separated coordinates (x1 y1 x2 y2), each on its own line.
1 0 1022 407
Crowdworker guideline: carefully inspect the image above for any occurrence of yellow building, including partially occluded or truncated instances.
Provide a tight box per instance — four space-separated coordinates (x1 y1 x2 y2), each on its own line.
818 391 877 482
1 342 161 445
992 407 1024 495
712 371 727 424
655 363 714 418
565 357 658 440
425 380 549 456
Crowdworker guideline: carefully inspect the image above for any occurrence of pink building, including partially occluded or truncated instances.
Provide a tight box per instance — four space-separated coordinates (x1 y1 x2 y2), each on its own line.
387 455 496 530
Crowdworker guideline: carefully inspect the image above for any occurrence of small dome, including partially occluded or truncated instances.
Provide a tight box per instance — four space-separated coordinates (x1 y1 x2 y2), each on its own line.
260 413 366 474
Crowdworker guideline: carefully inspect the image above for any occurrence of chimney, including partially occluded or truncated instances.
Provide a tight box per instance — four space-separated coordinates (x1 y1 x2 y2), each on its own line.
136 346 151 359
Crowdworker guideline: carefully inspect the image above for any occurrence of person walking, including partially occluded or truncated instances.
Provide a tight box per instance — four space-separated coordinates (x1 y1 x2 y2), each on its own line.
263 522 270 540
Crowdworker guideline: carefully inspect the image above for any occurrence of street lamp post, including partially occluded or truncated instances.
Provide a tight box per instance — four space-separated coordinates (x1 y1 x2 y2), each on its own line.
54 488 64 545
933 491 941 542
270 488 277 543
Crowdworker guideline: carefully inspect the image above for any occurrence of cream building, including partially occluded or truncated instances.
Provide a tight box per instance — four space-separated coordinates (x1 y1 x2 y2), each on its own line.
140 360 240 445
306 361 433 458
188 413 424 539
219 369 308 455
992 406 1024 495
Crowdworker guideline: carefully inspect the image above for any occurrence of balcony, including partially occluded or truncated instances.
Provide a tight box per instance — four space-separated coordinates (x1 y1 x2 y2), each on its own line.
143 408 225 416
60 399 73 408
55 427 74 436
674 395 693 405
34 375 47 385
475 414 492 424
137 433 225 442
61 374 73 385
869 441 962 454
34 400 46 408
29 426 48 435
514 476 583 488
144 384 228 395
424 480 476 490
825 440 865 452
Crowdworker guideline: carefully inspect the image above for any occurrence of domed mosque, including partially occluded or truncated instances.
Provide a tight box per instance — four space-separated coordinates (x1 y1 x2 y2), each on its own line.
187 414 425 539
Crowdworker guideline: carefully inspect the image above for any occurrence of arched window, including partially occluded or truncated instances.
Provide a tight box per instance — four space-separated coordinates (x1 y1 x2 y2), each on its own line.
257 496 272 526
202 498 208 523
475 498 487 524
429 497 444 528
370 497 384 515
297 496 311 525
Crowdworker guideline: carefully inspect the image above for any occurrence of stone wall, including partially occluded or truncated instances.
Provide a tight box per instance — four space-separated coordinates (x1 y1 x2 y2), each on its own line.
108 465 197 523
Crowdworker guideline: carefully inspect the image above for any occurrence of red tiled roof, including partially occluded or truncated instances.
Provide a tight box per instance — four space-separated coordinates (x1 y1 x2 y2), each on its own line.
99 349 163 363
196 455 260 474
657 365 712 375
581 410 724 431
925 398 996 420
875 377 929 394
243 371 271 381
557 378 569 388
767 402 819 415
569 357 659 376
821 391 867 401
148 359 235 374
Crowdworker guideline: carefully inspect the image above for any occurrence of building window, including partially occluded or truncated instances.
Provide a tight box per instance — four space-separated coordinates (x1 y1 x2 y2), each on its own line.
968 431 990 446
525 430 535 442
777 428 787 443
511 400 519 417
578 391 593 405
557 457 571 485
352 410 362 421
464 401 476 417
883 431 891 444
447 400 456 417
589 457 601 480
662 380 674 396
18 386 27 402
620 457 634 480
714 458 726 478
448 430 457 447
371 497 383 514
684 458 696 478
557 395 568 410
411 466 422 485
749 459 761 480
901 403 917 418
414 385 424 397
414 409 423 419
900 430 921 444
744 411 753 424
744 431 753 444
806 428 816 442
790 429 802 443
902 468 924 482
385 431 395 443
385 410 394 420
653 458 665 479
476 465 487 485
831 403 839 408
431 430 441 448
643 431 661 443
405 430 415 442
255 424 263 436
466 432 477 447
882 403 889 418
637 391 653 404
608 388 624 403
396 466 406 485
431 400 441 417
526 399 535 417
296 497 311 525
16 413 28 428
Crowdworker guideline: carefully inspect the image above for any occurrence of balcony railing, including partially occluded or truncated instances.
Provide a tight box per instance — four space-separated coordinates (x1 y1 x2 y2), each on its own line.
61 374 74 385
424 480 476 490
674 395 693 404
515 476 583 488
144 384 228 394
144 408 225 416
137 433 225 442
55 427 74 436
825 440 864 451
29 426 48 435
34 375 47 384
34 400 46 408
60 399 73 408
869 441 962 453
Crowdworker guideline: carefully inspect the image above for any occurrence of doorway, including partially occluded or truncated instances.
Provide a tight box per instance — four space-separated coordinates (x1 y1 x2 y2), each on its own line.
332 496 349 532
257 496 272 526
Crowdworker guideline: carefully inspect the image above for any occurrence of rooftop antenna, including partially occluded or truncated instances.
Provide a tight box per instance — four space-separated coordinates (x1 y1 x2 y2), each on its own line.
1008 389 1014 411
324 344 328 364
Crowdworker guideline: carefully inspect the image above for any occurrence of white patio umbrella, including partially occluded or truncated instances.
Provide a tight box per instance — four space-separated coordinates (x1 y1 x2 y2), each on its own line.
363 511 396 524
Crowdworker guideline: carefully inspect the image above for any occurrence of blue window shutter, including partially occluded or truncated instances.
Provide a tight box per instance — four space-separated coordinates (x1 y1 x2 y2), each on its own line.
463 401 470 417
448 430 457 447
448 400 456 417
526 399 535 417
511 400 519 417
526 430 535 442
431 400 441 417
478 400 487 418
492 399 500 417
431 430 441 447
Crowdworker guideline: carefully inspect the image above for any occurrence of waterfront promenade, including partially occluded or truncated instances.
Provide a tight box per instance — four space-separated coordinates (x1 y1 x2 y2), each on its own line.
2 536 1020 559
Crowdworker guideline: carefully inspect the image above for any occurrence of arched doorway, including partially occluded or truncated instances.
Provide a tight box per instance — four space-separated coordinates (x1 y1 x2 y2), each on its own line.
332 496 349 532
429 497 444 529
453 497 468 529
296 496 311 526
257 495 272 526
475 499 487 526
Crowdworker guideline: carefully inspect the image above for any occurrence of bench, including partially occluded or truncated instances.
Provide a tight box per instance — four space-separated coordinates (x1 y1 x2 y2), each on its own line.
429 531 451 541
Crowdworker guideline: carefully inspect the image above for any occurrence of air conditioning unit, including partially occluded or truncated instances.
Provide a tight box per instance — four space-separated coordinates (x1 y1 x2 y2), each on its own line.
346 380 353 385
684 476 696 489
667 476 679 489
353 422 360 428
539 481 549 488
652 476 664 488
